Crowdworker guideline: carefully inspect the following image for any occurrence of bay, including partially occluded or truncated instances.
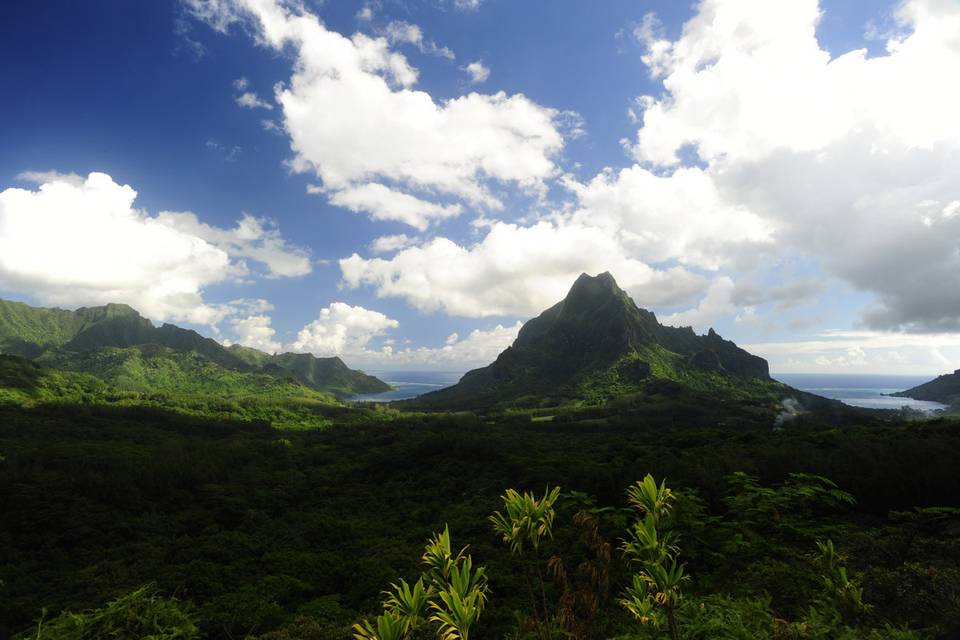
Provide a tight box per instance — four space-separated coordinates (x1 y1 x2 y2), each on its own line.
773 373 948 411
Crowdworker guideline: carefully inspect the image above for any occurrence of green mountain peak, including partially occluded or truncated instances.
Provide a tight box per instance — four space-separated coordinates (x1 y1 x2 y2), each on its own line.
410 271 773 410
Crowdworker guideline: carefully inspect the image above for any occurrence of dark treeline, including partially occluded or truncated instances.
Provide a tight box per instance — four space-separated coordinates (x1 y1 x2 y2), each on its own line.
1 404 959 638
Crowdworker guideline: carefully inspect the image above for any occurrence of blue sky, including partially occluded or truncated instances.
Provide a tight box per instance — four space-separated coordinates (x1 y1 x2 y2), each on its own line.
2 0 959 374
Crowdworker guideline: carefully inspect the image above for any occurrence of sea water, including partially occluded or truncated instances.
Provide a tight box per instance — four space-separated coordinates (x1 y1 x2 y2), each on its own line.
352 370 464 402
773 373 948 411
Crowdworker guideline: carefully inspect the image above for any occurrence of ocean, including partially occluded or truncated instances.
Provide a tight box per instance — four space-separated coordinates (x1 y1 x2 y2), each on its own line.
353 370 948 412
352 370 464 402
772 373 947 411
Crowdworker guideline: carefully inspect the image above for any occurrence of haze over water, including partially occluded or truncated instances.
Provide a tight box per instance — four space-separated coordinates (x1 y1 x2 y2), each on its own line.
356 371 949 412
773 374 947 411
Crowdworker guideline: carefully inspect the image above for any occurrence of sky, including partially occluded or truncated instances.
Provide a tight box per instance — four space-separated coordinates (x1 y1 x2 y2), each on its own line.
1 0 959 375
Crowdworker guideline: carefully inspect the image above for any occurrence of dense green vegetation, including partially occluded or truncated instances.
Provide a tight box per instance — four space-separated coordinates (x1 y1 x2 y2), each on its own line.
0 298 390 398
0 354 354 429
2 403 958 639
2 282 959 639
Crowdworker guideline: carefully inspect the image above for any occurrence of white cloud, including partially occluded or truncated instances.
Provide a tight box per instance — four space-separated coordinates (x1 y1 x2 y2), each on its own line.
0 172 308 325
0 172 230 324
279 298 522 369
187 0 565 222
625 0 960 332
356 4 375 22
747 329 960 374
564 165 772 271
382 21 455 60
156 211 312 278
236 91 273 110
370 233 414 253
290 302 399 355
463 61 490 83
320 182 462 230
233 76 250 90
15 170 84 187
661 277 736 330
340 220 709 317
452 0 482 11
226 313 282 353
361 321 522 368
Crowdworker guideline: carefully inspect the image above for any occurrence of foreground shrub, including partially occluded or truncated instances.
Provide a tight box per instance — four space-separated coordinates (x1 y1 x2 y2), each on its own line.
19 585 199 640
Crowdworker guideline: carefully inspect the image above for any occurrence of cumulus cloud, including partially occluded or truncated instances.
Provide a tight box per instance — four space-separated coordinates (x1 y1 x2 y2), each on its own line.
318 182 462 230
226 313 282 353
289 302 399 355
463 61 490 83
661 277 736 330
340 220 710 317
563 165 772 271
156 211 312 278
370 233 414 253
628 0 960 332
186 0 566 228
364 321 522 368
0 171 306 324
730 279 824 310
286 303 522 369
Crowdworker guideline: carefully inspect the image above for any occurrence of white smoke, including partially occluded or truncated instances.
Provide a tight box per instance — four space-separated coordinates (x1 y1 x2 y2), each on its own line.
774 397 804 429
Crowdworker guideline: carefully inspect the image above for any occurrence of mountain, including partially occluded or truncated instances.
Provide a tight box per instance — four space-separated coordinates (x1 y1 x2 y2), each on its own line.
408 272 788 411
0 298 389 398
892 370 960 407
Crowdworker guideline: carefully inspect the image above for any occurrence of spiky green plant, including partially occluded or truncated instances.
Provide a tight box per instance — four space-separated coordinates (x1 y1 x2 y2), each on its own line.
423 525 468 586
354 526 489 640
620 474 689 640
353 611 405 640
382 578 430 635
490 486 561 553
490 486 561 638
815 539 871 622
428 556 489 640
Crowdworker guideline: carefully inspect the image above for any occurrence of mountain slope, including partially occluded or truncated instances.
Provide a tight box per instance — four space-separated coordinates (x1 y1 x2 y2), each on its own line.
0 298 389 398
892 370 960 407
409 272 782 410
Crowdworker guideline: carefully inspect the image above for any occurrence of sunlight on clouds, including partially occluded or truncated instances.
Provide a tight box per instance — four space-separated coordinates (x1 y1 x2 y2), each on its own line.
340 221 710 318
463 60 490 83
187 0 565 229
157 211 312 278
628 0 960 333
290 302 399 355
0 172 308 324
746 329 960 374
272 299 522 368
564 165 772 271
319 183 462 231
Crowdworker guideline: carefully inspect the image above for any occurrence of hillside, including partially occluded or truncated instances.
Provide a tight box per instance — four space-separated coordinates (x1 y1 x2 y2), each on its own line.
410 272 807 412
0 298 389 398
893 369 960 407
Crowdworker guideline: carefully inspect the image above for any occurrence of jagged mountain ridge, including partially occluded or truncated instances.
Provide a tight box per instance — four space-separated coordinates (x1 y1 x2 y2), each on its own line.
411 272 775 409
0 298 389 397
